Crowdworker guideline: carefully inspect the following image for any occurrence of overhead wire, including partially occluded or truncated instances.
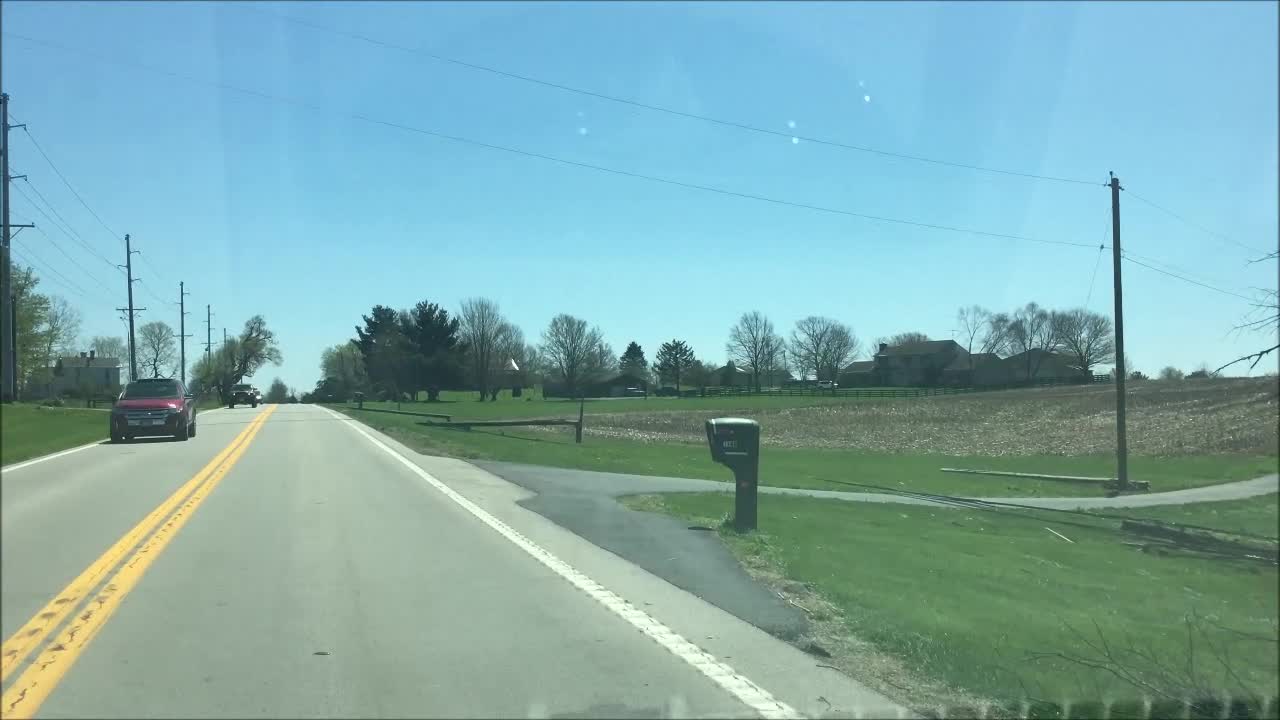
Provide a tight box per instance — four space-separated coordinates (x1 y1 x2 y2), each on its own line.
20 224 118 300
1083 208 1110 307
244 10 1280 284
1120 254 1257 302
14 119 121 240
9 174 120 271
8 242 90 299
1118 246 1260 298
241 6 1103 188
10 182 122 292
1122 186 1269 257
1 31 1100 251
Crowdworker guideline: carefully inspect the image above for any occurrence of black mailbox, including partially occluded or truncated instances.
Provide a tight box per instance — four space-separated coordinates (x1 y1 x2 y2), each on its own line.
705 418 760 531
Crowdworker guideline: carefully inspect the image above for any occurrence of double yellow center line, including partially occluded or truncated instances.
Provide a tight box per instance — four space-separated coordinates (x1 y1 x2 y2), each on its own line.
1 405 277 719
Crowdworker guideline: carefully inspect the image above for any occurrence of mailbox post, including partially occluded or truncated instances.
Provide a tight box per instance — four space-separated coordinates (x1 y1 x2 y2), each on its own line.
705 418 760 532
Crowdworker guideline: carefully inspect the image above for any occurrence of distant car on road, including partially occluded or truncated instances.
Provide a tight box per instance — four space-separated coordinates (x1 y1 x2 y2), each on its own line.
817 380 838 390
624 387 646 397
110 378 196 442
229 383 259 408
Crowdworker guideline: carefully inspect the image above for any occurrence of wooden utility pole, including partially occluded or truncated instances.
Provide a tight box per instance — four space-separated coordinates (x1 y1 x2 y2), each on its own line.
1 94 31 401
1 92 14 402
1110 172 1129 489
116 234 144 382
178 282 191 384
204 304 213 363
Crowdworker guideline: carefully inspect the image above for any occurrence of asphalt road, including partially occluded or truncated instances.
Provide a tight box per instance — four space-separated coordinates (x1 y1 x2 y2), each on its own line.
1 403 900 719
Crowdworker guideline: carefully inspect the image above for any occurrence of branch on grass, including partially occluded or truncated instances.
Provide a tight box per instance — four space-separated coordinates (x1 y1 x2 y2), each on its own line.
1019 613 1273 703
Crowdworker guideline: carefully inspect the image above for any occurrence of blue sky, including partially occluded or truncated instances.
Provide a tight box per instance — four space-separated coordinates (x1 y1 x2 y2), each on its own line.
4 1 1276 391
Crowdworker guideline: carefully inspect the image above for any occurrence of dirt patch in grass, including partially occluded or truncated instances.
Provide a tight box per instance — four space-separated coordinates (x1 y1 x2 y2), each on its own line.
582 379 1279 456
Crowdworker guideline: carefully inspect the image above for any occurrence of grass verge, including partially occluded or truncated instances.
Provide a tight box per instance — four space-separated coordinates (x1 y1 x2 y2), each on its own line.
1 404 106 465
622 492 1279 713
1102 494 1279 539
327 403 1275 498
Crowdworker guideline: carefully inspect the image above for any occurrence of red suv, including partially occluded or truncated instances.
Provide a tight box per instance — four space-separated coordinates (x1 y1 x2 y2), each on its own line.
110 378 197 442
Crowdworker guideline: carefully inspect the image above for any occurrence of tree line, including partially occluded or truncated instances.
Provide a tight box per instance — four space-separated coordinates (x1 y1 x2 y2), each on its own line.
7 262 283 402
8 262 185 397
308 291 1268 402
310 298 625 402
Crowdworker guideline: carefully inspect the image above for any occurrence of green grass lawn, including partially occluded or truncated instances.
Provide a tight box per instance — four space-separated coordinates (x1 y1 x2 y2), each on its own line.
1 404 107 465
328 403 1276 498
1106 494 1279 539
624 492 1279 709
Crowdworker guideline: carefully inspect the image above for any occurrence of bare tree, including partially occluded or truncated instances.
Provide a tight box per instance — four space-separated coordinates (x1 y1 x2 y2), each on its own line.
137 321 178 378
789 316 832 381
1008 302 1058 379
884 331 930 348
790 317 860 383
488 321 525 400
727 311 782 391
979 312 1012 356
823 323 859 381
1218 252 1278 374
90 335 127 362
758 334 788 388
89 335 128 386
957 305 990 368
540 314 609 397
41 296 81 372
458 298 515 401
1051 308 1115 376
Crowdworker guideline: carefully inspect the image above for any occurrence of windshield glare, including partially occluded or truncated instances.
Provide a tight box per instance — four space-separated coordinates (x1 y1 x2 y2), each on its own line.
121 381 180 399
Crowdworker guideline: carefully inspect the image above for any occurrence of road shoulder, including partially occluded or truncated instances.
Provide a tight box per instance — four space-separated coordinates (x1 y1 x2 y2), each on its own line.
324 408 904 719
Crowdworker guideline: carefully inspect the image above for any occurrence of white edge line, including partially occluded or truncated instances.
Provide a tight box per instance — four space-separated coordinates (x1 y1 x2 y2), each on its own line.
1 407 228 474
2 440 104 473
318 405 803 720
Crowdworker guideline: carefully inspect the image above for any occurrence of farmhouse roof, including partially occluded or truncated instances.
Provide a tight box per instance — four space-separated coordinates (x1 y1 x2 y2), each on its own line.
843 360 876 373
943 352 1001 371
877 339 964 357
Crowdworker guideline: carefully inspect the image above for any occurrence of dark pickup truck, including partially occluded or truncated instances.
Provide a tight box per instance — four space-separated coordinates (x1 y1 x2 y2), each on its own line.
229 383 259 408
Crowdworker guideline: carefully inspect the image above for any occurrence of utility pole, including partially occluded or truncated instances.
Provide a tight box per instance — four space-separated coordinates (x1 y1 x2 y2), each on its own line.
1109 172 1129 489
178 282 191 384
1 92 14 403
116 234 144 381
2 93 32 402
222 327 227 348
204 305 214 362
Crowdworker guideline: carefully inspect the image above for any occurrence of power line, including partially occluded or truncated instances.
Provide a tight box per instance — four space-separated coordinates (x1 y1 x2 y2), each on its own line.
1083 244 1105 308
1122 186 1268 256
1118 246 1258 298
10 180 120 279
0 32 1099 251
10 175 119 270
13 117 120 240
242 6 1101 188
22 224 117 299
8 243 89 298
136 276 168 306
1121 253 1256 302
